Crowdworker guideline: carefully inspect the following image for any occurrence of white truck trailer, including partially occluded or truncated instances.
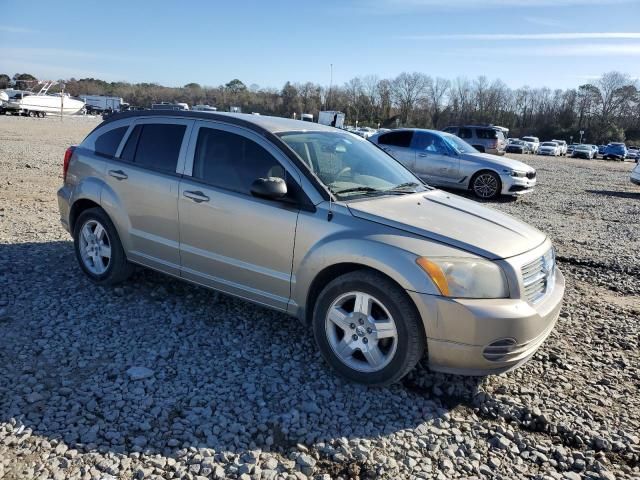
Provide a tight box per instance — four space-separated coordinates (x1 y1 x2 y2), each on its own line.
80 95 128 113
318 110 345 128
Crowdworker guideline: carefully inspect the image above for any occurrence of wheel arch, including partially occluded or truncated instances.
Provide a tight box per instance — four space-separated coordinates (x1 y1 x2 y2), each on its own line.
469 168 503 192
69 198 101 233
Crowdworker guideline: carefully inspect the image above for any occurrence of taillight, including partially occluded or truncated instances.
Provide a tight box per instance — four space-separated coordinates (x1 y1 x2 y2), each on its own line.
63 146 75 182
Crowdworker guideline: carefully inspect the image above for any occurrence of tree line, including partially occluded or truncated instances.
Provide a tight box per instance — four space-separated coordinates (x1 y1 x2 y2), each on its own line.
2 71 639 143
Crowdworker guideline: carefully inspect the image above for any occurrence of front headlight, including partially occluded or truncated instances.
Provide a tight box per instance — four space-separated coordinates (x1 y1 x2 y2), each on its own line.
504 169 527 177
416 257 509 299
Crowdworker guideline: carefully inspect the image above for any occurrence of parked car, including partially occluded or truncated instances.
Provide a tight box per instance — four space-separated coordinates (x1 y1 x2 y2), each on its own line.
631 162 640 185
521 136 540 154
354 127 377 139
538 142 560 156
505 139 531 154
58 111 563 385
369 128 536 199
626 147 639 161
551 139 568 156
603 143 627 161
442 125 507 155
598 145 607 155
566 143 577 156
571 144 594 159
589 144 599 158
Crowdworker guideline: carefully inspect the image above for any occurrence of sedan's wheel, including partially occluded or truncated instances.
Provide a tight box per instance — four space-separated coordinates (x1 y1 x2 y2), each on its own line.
79 219 112 275
73 207 134 285
325 291 398 373
472 171 501 199
313 271 425 386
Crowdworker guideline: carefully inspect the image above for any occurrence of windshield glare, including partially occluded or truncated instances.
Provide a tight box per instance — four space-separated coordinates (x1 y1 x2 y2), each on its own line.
278 131 426 199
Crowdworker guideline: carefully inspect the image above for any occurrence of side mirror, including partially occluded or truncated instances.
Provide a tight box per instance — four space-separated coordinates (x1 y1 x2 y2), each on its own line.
250 177 287 200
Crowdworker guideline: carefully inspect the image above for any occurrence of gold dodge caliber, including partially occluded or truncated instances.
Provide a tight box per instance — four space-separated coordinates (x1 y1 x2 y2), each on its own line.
58 111 564 386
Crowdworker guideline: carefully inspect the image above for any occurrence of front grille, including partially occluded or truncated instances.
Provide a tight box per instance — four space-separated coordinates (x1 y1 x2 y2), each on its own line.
521 248 556 304
526 171 536 179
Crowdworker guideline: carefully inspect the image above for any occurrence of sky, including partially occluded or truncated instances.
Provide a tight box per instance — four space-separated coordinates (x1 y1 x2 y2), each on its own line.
2 0 640 90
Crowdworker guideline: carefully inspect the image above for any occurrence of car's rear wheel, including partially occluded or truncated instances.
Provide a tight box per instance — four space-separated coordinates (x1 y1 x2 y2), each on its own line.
73 207 134 285
471 171 501 199
313 270 425 386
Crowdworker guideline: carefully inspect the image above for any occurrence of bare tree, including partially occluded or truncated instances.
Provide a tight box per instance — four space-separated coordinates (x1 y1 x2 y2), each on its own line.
391 72 428 125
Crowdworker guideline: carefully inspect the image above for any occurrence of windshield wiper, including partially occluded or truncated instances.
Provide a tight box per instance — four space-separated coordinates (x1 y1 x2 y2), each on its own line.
332 186 381 196
387 182 420 191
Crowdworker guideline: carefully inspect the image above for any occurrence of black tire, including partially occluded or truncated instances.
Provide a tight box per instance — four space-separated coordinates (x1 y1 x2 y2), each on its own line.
471 170 502 200
73 207 134 285
312 270 425 386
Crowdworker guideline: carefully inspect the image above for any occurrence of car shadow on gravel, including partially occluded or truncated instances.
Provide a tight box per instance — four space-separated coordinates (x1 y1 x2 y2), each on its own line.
0 241 485 460
585 189 640 200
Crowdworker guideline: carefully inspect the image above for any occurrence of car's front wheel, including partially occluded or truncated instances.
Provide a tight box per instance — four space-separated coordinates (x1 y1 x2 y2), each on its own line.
73 207 134 285
313 270 425 386
471 171 501 199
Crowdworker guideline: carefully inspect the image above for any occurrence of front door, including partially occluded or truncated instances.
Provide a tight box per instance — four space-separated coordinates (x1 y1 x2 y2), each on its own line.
178 121 302 310
411 131 460 185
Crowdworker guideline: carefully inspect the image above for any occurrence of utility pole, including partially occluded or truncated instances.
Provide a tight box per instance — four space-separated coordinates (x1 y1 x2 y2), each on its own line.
60 83 64 121
328 63 333 110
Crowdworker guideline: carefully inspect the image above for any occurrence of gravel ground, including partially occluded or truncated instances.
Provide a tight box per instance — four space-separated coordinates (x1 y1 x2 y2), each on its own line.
0 115 639 480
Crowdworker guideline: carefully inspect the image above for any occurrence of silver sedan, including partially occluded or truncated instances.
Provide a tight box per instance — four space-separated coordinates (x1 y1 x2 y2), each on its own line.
369 128 536 199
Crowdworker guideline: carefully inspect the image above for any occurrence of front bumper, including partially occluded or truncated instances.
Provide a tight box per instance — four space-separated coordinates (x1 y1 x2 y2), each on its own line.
408 268 565 376
500 174 536 196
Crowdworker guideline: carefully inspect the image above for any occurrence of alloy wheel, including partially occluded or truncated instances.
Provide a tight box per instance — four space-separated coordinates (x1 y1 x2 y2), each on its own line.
79 219 112 275
473 173 499 198
325 291 398 372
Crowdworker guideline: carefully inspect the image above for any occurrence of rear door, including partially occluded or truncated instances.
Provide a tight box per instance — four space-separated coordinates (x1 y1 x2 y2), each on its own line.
375 130 416 169
411 131 460 185
177 120 304 310
103 117 194 276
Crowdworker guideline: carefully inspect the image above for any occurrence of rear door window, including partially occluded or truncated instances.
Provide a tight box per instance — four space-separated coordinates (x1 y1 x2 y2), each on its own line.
459 128 473 139
122 123 186 173
377 130 413 148
95 126 128 158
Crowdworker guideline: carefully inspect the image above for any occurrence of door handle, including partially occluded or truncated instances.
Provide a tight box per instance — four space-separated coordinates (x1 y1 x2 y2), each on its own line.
418 153 428 157
108 169 128 180
183 190 210 203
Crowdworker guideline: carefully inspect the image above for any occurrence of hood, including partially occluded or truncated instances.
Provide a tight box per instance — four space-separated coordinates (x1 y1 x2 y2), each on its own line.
348 189 546 260
462 152 535 172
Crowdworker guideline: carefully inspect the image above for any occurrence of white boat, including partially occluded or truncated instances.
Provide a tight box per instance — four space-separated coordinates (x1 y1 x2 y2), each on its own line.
2 81 85 116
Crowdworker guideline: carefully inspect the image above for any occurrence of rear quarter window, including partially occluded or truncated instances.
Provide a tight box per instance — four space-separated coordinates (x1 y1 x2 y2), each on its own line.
476 129 498 139
94 126 128 158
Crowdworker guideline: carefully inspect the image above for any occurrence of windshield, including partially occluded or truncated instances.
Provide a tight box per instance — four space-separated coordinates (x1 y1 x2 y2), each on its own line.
441 133 477 154
541 142 557 146
278 131 427 199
